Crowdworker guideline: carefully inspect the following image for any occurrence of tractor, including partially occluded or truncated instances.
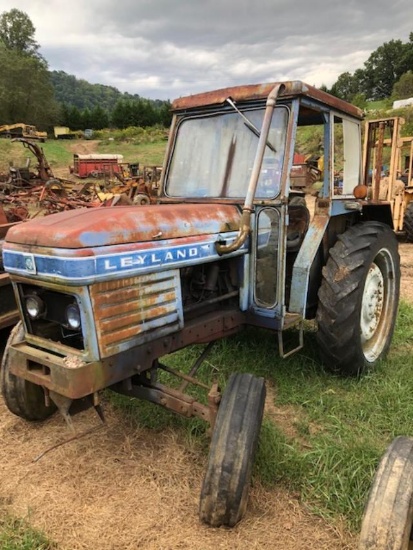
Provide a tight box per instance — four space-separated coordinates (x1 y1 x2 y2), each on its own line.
0 81 400 527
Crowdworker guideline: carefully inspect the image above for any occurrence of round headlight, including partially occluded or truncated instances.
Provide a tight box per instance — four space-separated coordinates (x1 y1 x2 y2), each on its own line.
66 303 81 330
25 295 45 319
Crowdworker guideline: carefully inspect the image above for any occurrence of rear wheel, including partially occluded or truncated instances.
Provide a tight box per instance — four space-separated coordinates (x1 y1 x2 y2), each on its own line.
199 373 266 527
359 436 413 549
317 222 400 376
404 203 413 242
1 322 56 420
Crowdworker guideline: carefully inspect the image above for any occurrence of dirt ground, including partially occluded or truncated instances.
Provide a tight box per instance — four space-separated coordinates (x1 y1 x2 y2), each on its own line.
399 242 413 302
0 242 412 550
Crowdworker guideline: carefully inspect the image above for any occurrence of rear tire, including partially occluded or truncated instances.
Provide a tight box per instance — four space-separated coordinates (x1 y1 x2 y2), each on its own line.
1 322 56 420
317 222 400 376
359 436 413 549
199 373 266 527
404 203 413 242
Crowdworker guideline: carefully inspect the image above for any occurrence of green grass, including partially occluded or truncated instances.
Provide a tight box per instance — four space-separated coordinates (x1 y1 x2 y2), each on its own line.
97 139 166 166
40 141 73 169
0 510 55 549
0 132 166 175
365 99 393 111
109 301 413 532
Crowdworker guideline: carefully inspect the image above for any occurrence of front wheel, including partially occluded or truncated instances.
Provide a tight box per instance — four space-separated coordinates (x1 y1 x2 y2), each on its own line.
1 322 56 420
359 437 413 549
199 373 266 527
317 222 400 376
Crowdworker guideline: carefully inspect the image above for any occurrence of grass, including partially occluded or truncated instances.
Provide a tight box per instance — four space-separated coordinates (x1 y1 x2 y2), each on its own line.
0 131 167 176
97 139 166 166
365 99 393 111
109 301 413 533
0 510 55 549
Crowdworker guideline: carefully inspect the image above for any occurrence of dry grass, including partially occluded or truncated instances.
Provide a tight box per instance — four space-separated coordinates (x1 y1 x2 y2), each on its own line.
0 394 356 550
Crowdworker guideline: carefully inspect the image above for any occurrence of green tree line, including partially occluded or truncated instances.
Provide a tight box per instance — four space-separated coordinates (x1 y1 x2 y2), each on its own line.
0 9 172 131
326 33 413 105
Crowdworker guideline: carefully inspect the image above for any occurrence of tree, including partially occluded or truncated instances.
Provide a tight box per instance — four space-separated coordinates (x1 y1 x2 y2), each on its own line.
399 33 413 76
90 105 109 130
0 9 41 59
158 101 172 127
0 44 58 127
392 71 413 100
65 105 83 130
362 39 412 99
81 108 93 129
330 72 359 101
0 10 57 128
329 33 413 102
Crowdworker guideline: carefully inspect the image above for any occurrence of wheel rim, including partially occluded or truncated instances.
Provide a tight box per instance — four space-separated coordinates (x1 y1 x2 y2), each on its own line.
360 247 397 362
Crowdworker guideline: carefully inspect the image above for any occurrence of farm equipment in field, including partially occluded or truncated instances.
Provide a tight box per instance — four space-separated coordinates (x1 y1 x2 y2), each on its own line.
1 81 401 527
0 123 47 142
53 126 79 140
70 153 124 178
7 137 54 185
363 117 413 240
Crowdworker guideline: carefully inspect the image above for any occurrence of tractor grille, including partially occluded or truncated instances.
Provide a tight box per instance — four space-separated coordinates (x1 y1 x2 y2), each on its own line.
90 270 183 357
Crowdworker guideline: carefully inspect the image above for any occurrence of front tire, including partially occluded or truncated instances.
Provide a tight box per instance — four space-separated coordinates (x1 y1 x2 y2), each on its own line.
199 373 266 527
359 436 413 549
1 322 56 420
317 222 400 376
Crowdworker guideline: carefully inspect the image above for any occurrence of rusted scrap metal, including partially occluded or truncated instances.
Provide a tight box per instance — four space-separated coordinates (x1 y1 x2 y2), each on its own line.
95 164 162 204
0 185 105 221
11 138 54 182
0 139 161 227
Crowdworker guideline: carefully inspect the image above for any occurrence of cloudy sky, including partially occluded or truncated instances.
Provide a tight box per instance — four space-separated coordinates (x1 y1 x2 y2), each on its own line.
1 0 412 101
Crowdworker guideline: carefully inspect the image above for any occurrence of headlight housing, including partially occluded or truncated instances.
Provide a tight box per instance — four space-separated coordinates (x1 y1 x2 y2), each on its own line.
25 295 45 319
66 303 81 330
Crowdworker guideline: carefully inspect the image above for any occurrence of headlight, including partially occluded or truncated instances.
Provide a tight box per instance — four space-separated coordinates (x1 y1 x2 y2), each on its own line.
25 295 45 319
66 303 81 330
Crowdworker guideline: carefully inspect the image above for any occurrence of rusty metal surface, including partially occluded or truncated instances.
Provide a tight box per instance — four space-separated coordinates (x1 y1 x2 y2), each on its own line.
90 270 183 358
111 378 217 425
0 272 19 329
11 138 54 181
172 80 363 119
8 309 245 399
289 213 329 315
5 203 241 248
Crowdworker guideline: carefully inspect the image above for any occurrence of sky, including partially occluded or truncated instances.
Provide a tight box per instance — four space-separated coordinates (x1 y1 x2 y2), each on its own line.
1 0 412 101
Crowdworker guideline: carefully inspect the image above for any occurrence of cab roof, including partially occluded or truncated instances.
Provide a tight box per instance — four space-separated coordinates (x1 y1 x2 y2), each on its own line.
172 80 363 120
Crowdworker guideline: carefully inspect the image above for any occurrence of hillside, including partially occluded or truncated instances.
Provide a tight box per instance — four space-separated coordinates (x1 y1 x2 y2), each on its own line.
49 70 167 112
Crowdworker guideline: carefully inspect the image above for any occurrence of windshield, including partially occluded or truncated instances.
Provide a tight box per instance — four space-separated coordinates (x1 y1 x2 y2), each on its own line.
165 106 289 199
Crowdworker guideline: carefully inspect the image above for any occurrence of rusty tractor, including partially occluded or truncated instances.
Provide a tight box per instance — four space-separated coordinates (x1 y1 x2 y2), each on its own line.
1 81 401 526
